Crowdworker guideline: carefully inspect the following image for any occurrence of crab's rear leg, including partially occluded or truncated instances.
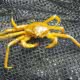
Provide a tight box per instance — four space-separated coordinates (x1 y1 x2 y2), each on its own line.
20 37 39 48
4 36 24 69
11 17 18 29
46 33 58 48
11 17 28 30
0 31 25 39
44 15 61 25
0 29 17 35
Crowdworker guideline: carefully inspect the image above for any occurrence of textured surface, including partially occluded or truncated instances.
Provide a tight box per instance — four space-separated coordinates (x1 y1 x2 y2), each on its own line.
0 0 80 80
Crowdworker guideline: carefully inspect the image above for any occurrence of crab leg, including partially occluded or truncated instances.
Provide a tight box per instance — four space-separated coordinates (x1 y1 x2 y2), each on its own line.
44 15 61 25
48 26 65 33
4 36 24 69
11 17 28 30
11 17 18 29
48 32 80 47
20 37 39 48
0 29 17 35
0 31 25 39
46 37 58 48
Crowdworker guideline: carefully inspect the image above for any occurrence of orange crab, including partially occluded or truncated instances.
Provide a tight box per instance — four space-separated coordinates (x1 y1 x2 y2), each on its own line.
0 15 80 69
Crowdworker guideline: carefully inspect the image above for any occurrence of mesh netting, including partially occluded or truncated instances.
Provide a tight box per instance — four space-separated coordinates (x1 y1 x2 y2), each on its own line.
0 0 80 80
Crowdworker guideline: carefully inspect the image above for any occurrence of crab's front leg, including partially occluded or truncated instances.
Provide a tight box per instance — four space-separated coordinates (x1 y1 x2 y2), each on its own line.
20 36 39 48
4 36 24 69
48 26 65 33
44 15 61 25
46 32 58 48
48 32 80 48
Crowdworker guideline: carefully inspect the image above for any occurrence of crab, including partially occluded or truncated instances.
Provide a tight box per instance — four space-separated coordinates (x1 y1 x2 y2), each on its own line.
0 15 80 69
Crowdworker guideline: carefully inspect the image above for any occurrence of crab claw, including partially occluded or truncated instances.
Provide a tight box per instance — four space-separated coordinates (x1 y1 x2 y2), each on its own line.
44 15 61 25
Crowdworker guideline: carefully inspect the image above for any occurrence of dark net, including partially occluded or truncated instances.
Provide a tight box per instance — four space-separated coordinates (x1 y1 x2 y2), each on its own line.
0 0 80 80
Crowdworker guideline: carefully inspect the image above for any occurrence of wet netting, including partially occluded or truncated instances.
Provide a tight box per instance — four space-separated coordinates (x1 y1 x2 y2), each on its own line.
0 0 80 80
